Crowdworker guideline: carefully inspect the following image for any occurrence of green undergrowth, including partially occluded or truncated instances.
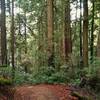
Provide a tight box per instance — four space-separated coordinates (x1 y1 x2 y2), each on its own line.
0 61 100 99
14 67 69 85
0 77 12 85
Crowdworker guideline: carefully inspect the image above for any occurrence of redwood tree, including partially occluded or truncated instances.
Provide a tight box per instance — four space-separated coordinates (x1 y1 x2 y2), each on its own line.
64 0 72 61
0 0 7 66
83 0 88 67
47 0 54 67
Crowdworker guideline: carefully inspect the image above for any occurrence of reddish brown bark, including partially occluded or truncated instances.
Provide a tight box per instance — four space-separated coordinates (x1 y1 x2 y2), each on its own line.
64 0 72 61
83 0 88 67
47 0 54 66
47 0 54 54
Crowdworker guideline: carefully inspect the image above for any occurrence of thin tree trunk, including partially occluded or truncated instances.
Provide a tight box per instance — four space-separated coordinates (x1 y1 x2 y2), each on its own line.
24 12 27 54
11 0 15 80
90 0 95 63
83 0 88 67
37 16 44 67
80 0 83 65
17 5 22 63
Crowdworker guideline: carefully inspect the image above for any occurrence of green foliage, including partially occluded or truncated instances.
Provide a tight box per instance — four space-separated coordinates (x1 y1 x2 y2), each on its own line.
0 67 12 85
29 66 68 84
14 70 33 85
1 0 100 99
87 58 100 92
0 77 12 85
9 66 68 85
48 71 68 84
0 67 12 77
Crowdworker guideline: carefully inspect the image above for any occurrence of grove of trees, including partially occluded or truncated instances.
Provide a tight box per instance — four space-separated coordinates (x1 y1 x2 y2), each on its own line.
0 0 100 98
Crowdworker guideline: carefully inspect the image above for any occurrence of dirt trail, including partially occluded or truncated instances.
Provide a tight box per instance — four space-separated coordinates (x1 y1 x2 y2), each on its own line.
0 84 94 100
14 86 59 100
14 84 77 100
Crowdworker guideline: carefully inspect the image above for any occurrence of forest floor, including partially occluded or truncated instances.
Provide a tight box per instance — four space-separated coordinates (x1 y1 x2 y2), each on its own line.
0 84 95 100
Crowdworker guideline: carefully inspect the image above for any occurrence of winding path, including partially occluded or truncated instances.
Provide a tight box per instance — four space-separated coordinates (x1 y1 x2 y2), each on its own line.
14 84 77 100
0 84 94 100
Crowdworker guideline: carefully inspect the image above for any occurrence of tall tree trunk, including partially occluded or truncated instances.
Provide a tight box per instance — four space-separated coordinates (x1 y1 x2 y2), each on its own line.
60 0 66 63
17 5 22 64
90 0 95 63
64 0 72 61
47 0 54 67
17 25 22 65
0 0 7 66
11 0 15 79
80 0 83 65
83 0 88 67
